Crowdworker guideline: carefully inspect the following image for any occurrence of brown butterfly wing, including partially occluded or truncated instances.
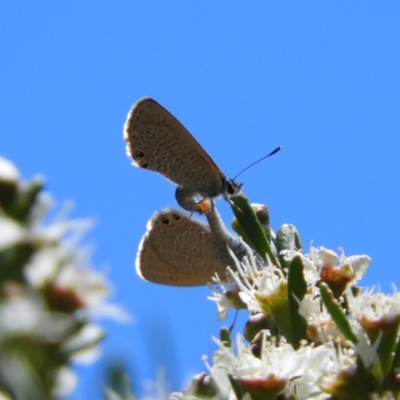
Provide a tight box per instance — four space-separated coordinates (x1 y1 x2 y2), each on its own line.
124 98 225 197
136 210 235 286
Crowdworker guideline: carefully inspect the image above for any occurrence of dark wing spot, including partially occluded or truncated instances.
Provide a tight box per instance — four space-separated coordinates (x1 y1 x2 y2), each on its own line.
171 213 182 222
161 216 170 225
139 161 149 169
135 150 145 158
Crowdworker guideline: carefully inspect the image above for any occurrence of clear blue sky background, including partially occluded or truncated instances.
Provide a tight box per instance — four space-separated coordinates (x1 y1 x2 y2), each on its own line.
1 2 400 398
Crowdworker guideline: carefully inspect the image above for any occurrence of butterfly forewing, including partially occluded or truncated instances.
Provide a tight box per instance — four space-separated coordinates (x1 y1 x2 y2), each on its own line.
124 98 225 197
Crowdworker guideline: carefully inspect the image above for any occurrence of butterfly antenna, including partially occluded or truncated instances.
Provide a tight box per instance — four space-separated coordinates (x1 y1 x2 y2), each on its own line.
233 146 282 180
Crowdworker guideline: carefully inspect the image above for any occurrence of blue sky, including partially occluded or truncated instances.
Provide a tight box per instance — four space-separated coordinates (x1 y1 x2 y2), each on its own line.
1 1 400 398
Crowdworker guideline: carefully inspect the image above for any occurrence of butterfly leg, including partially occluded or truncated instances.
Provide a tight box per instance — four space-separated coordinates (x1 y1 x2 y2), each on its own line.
204 201 247 261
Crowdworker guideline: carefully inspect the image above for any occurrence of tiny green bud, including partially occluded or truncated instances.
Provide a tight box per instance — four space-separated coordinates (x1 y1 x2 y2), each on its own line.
276 224 302 269
220 327 232 348
183 372 219 399
244 312 269 342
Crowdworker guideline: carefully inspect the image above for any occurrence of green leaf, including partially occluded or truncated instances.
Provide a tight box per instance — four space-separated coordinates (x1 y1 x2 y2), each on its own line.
320 283 358 344
370 320 400 378
353 355 370 400
8 179 44 222
0 178 18 211
391 335 400 370
228 374 244 400
382 336 400 392
230 193 278 267
287 255 308 347
103 362 135 400
267 315 279 337
232 203 272 250
0 240 38 284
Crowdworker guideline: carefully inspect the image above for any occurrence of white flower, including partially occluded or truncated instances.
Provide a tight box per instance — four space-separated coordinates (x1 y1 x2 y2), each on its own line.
347 286 400 324
0 296 41 337
311 246 371 283
298 292 343 344
0 156 20 182
225 245 286 315
23 201 130 322
207 241 266 320
207 276 241 321
0 216 25 250
53 366 78 396
201 333 337 399
284 344 333 400
0 156 131 399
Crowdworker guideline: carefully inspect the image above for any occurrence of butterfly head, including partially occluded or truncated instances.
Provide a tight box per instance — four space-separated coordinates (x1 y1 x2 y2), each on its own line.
224 178 243 199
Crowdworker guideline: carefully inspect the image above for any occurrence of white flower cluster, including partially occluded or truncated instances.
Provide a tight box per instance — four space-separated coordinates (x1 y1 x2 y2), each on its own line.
173 234 400 399
0 156 128 399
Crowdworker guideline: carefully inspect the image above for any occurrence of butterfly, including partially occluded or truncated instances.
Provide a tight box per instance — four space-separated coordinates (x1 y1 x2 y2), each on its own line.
124 98 242 212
